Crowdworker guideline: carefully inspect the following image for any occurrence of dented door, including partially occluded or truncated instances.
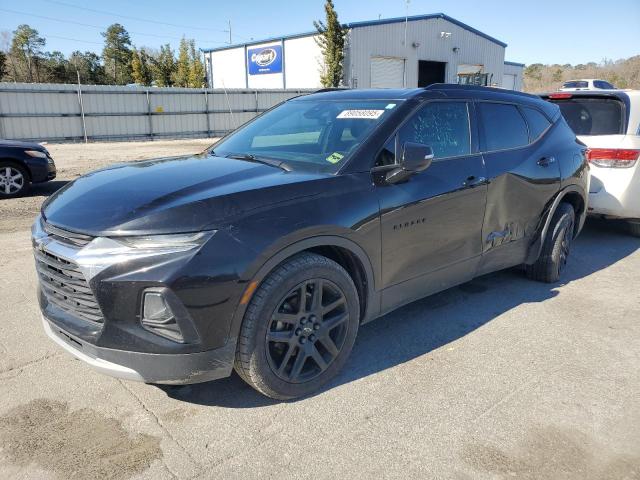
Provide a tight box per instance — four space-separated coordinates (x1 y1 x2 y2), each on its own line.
477 102 561 272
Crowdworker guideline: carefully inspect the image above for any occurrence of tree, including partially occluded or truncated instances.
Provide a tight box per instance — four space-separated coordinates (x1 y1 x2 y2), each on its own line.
174 37 190 87
68 51 108 84
150 43 176 87
188 40 205 87
313 0 346 87
0 50 6 80
131 47 152 85
10 24 46 82
101 23 132 84
41 50 69 83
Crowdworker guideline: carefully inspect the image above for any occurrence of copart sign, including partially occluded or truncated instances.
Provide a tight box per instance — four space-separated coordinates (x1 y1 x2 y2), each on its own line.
247 44 283 75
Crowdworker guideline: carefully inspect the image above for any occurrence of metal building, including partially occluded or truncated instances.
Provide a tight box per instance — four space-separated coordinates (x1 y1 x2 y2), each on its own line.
202 13 525 91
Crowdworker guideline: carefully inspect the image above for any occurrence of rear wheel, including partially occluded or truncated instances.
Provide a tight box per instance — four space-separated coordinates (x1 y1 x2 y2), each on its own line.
235 252 360 400
628 221 640 238
0 162 30 198
526 203 575 283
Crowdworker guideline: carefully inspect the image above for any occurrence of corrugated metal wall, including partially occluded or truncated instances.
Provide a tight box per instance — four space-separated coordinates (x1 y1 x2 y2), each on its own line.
0 83 311 142
503 63 525 91
345 17 506 88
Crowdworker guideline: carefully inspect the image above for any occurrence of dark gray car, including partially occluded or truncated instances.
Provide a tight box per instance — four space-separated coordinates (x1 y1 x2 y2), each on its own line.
0 139 57 198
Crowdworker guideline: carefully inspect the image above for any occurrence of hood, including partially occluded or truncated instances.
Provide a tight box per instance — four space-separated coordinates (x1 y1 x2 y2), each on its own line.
42 154 328 235
1 139 48 151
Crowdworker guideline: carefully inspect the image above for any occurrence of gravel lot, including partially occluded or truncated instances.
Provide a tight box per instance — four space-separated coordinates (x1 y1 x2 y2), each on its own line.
1 140 639 479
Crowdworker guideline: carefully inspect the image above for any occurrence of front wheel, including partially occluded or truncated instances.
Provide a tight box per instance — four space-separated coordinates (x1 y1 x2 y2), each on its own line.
526 203 576 283
235 253 360 400
0 162 30 198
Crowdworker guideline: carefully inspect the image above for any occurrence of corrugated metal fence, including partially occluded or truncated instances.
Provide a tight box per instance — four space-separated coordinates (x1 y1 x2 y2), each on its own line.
0 83 313 142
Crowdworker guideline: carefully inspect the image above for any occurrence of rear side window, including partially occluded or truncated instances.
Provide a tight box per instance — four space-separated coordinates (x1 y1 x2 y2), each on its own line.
594 81 613 89
522 107 552 141
563 81 588 89
397 101 471 159
478 103 529 151
549 98 624 135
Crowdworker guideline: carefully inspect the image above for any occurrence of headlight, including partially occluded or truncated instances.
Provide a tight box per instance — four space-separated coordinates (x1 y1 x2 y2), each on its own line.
25 150 48 159
115 231 214 252
75 230 216 280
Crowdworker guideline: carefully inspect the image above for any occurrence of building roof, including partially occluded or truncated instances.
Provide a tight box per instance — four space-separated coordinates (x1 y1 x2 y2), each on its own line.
201 13 508 53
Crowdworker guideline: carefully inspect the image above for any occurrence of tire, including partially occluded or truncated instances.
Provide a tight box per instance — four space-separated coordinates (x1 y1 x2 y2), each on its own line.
526 202 576 283
628 222 640 238
0 162 30 198
235 252 360 400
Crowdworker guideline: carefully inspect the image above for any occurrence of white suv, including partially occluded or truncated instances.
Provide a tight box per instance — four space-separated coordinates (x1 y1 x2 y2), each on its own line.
543 90 640 236
559 79 615 91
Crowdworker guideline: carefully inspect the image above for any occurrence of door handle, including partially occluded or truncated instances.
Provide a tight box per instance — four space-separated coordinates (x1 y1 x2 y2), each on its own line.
463 176 487 187
537 156 556 167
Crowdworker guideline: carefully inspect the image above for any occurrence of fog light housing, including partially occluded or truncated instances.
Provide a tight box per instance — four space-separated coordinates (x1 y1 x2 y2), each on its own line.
141 291 184 342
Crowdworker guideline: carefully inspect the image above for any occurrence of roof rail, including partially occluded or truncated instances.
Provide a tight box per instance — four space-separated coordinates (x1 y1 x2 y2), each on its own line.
313 87 351 93
424 83 539 99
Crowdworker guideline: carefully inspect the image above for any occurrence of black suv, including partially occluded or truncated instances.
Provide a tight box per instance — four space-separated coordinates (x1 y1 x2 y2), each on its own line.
1 140 56 198
33 85 588 399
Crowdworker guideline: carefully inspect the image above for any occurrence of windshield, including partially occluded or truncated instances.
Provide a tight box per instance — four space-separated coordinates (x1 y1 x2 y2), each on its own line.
548 97 625 135
210 99 400 171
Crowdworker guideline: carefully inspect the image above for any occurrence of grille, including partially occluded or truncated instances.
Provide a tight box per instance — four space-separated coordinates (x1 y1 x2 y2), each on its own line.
43 222 93 247
35 246 104 325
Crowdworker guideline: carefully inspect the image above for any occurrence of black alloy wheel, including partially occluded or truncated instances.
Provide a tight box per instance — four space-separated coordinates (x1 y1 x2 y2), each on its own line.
234 252 360 400
265 278 349 383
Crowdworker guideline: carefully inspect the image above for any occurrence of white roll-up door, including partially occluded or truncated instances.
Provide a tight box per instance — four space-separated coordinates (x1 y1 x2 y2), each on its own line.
502 74 516 90
370 56 405 88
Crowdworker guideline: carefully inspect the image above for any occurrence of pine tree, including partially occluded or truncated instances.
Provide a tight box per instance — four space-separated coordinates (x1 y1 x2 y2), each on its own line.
188 40 205 88
130 48 153 85
101 23 132 84
313 0 346 87
10 24 46 82
151 44 176 87
131 48 144 84
174 37 190 87
0 51 7 80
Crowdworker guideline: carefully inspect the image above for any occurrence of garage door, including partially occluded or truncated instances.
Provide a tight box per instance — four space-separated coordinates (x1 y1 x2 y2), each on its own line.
371 56 405 88
502 73 516 90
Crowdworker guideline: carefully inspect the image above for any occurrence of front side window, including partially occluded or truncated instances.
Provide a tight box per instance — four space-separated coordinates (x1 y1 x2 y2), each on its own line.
211 99 401 171
478 103 529 151
397 102 471 160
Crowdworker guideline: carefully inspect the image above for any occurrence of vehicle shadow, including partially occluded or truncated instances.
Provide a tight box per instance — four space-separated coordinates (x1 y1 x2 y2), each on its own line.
28 180 69 198
158 219 639 408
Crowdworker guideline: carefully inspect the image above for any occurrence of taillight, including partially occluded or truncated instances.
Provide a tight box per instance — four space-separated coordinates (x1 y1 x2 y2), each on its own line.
548 93 573 99
586 148 640 168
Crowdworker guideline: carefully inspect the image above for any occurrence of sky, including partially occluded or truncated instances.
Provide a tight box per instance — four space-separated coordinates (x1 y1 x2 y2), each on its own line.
0 0 638 65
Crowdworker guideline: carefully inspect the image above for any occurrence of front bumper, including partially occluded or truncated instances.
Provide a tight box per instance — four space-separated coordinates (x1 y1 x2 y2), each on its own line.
43 315 235 384
27 157 57 183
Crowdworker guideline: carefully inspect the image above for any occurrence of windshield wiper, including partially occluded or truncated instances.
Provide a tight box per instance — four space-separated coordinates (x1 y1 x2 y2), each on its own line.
225 153 291 172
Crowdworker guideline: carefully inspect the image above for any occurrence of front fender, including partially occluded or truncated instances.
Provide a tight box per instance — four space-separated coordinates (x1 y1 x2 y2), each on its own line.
228 234 381 341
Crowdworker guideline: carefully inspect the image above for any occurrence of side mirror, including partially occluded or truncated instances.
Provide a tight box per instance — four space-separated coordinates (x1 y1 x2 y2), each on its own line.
385 142 434 184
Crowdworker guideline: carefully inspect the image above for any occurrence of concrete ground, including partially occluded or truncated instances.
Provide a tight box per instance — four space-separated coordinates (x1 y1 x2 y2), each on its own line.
0 140 639 480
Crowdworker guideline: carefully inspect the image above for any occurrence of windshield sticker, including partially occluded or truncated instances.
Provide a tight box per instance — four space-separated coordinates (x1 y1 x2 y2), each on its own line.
337 109 384 120
326 152 344 164
385 103 396 109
